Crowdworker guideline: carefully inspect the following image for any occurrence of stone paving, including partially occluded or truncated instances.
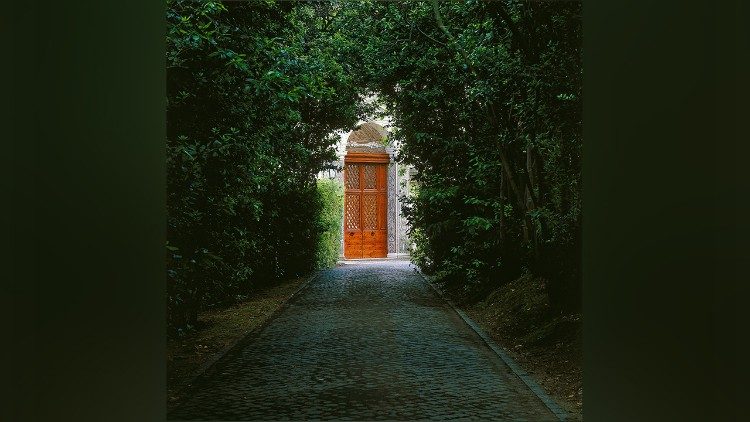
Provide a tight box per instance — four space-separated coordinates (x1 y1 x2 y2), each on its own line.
168 260 558 421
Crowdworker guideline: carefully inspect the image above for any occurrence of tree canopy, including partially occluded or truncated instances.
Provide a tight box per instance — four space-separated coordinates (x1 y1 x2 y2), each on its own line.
337 0 582 308
166 0 582 330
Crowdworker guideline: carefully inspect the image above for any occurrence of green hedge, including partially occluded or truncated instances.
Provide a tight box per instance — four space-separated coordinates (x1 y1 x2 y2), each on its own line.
166 0 360 333
315 178 344 269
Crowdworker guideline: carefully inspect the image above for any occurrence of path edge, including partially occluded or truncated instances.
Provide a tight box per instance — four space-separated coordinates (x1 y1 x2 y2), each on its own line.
411 264 570 422
167 270 322 415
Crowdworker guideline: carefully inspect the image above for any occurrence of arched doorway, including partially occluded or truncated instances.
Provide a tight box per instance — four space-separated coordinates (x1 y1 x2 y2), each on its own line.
334 120 413 259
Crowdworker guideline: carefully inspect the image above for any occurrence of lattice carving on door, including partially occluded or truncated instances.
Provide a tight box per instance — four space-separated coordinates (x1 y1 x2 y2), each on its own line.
363 164 377 189
345 193 360 230
345 164 360 190
363 195 377 229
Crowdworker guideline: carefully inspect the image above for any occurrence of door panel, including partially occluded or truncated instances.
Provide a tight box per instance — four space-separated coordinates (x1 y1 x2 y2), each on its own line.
345 164 361 190
344 232 364 259
345 193 361 231
362 231 387 258
363 164 377 190
362 194 378 230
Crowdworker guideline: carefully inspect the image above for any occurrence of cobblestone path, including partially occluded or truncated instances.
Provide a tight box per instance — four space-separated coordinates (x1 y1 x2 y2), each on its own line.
168 260 557 421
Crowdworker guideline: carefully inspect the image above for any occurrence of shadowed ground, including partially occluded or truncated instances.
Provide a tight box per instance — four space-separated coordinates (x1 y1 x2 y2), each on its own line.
168 260 557 421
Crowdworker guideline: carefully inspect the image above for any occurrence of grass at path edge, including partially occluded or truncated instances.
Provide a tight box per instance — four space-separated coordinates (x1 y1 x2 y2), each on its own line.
166 275 309 406
464 274 583 420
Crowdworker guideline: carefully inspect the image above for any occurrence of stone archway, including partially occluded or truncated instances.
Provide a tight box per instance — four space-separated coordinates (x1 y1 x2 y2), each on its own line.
331 121 414 259
343 122 389 258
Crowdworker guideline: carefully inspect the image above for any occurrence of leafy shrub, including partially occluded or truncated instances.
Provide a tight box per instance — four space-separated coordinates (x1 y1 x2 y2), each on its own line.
315 178 343 269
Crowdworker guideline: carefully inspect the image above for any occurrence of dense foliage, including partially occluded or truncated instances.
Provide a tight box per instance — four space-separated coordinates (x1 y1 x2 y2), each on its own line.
166 0 361 331
315 178 344 269
335 1 582 310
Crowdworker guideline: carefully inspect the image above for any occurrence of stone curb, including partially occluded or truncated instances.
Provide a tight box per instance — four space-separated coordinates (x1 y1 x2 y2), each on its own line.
167 270 322 415
411 263 570 422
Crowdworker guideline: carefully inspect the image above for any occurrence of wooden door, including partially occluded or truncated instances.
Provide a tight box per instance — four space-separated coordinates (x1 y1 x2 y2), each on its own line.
344 160 387 258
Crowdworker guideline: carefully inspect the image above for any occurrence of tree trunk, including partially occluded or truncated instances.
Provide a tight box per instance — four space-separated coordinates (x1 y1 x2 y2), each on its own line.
498 170 505 243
